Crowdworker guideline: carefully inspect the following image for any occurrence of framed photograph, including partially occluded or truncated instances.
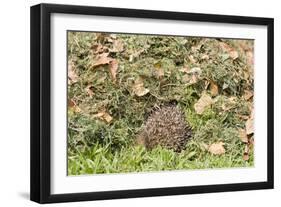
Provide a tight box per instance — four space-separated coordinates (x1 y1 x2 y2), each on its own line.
30 3 274 203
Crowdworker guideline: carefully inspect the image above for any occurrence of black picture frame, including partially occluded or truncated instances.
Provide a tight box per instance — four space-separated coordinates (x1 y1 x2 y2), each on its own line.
30 3 274 204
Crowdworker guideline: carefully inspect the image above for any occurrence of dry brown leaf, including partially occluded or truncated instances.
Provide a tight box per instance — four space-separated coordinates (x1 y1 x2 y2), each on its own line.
243 90 253 100
208 142 225 155
110 39 124 53
243 153 249 161
102 113 113 123
182 67 201 85
221 96 237 112
92 53 112 68
93 110 113 123
92 43 106 54
68 99 81 113
132 78 150 97
229 50 239 60
219 42 239 60
109 59 118 82
68 60 78 84
85 85 94 98
95 33 110 43
194 93 213 114
238 128 248 143
243 144 250 161
246 110 254 135
210 81 219 97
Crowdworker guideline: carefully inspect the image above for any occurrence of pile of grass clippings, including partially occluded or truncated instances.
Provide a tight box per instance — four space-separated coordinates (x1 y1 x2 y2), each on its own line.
67 32 254 175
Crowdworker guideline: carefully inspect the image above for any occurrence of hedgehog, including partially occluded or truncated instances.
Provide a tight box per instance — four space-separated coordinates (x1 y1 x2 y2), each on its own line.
135 104 192 152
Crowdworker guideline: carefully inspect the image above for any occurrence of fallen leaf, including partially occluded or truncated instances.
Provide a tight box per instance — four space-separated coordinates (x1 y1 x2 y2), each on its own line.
93 110 113 123
210 80 219 97
68 60 78 84
91 43 107 54
95 33 110 43
229 50 239 60
208 142 225 155
102 113 113 123
109 39 124 53
219 42 239 60
182 67 201 85
109 59 118 82
243 153 249 161
246 110 254 135
194 93 213 114
221 96 237 112
68 99 81 113
243 144 250 161
243 90 253 100
132 78 150 97
92 53 112 68
238 128 248 143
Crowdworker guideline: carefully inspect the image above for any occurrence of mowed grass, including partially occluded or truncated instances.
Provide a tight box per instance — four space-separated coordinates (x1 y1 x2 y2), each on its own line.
68 142 253 175
67 32 254 175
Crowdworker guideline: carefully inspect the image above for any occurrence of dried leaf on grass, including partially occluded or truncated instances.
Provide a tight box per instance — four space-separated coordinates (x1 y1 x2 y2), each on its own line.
243 90 253 100
221 96 237 112
194 93 213 114
93 110 113 123
132 78 150 97
243 144 250 161
91 53 119 82
68 60 78 84
219 42 239 60
209 80 219 97
91 43 107 54
92 53 112 68
109 59 118 82
238 128 248 143
68 99 81 113
208 142 225 155
109 39 124 53
182 67 201 85
246 109 254 135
